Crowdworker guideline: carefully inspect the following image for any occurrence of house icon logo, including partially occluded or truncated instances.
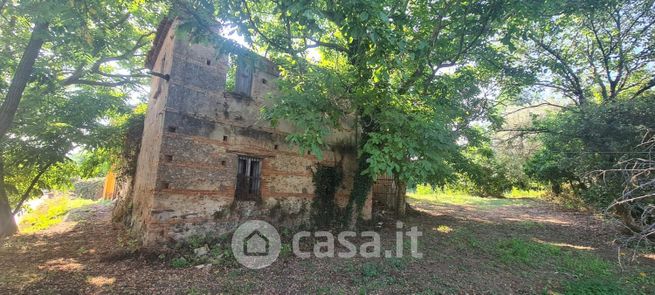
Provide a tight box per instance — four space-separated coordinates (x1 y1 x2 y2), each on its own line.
231 220 280 269
244 230 270 256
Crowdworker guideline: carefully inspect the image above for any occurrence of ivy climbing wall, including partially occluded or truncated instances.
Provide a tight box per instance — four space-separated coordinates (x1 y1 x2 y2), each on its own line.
126 19 371 247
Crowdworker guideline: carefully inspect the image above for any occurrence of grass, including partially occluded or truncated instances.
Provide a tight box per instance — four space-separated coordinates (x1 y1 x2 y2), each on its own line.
407 185 546 209
408 189 651 294
492 237 614 277
505 187 546 199
6 183 653 294
408 190 529 209
487 237 650 294
493 238 562 266
19 195 98 233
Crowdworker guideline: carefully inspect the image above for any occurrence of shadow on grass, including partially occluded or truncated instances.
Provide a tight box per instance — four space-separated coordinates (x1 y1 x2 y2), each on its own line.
0 202 126 294
2 196 655 294
404 200 655 294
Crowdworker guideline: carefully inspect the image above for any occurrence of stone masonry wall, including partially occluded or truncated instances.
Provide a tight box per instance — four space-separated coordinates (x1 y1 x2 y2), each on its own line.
129 23 176 235
133 21 371 247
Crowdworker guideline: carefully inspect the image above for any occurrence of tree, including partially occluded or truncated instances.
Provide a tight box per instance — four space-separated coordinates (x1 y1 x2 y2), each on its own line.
0 1 163 237
507 0 655 106
490 0 655 207
525 95 655 204
173 0 535 223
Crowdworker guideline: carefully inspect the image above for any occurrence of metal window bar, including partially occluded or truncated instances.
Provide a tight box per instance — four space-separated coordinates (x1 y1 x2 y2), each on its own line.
236 156 262 201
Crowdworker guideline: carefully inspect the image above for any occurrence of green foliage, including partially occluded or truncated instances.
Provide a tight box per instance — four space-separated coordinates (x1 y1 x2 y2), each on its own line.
525 95 655 208
18 195 97 233
505 188 545 199
415 184 435 195
168 233 240 268
492 237 615 278
170 257 191 269
360 262 382 278
75 149 112 179
457 145 513 198
494 238 561 266
176 0 531 221
491 106 552 191
408 189 534 209
113 105 147 180
386 257 409 271
497 0 655 215
187 235 207 249
0 1 163 213
263 57 355 160
490 237 627 294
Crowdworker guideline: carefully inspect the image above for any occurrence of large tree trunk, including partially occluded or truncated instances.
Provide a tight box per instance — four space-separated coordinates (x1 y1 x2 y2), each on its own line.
0 22 48 238
395 179 407 218
345 114 377 229
346 154 374 229
0 155 17 237
0 22 48 136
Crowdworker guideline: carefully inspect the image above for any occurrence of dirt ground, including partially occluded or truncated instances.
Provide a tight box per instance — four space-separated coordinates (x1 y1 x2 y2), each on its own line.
1 198 654 294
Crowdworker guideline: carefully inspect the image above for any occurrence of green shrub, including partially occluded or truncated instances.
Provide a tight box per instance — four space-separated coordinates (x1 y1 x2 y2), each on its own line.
170 257 191 268
526 95 655 210
415 184 435 195
187 235 207 249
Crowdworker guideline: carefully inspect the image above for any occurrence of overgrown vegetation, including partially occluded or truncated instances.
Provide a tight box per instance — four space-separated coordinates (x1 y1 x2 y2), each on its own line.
18 195 98 233
0 0 164 237
0 0 653 293
174 0 536 225
311 165 343 227
409 187 539 210
487 0 655 243
165 234 241 269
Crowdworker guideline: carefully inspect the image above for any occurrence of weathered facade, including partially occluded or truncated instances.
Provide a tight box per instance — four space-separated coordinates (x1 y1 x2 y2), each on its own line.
126 20 371 246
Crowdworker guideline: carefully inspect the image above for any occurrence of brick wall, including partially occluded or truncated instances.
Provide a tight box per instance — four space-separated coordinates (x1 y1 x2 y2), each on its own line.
130 20 371 246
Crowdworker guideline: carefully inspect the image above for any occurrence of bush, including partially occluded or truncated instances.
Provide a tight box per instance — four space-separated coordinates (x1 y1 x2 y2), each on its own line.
457 145 513 198
170 257 191 268
415 184 435 195
526 95 655 209
72 178 104 200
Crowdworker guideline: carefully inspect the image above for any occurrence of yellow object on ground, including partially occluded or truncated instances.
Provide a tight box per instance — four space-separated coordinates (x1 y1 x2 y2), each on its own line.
102 170 116 199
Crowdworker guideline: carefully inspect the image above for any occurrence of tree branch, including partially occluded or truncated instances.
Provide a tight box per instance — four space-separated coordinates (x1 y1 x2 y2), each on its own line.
70 79 133 87
629 77 655 100
529 34 586 105
61 32 153 87
11 161 54 215
503 102 568 116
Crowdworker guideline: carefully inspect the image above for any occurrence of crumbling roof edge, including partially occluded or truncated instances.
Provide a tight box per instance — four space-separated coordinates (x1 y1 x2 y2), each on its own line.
145 17 279 76
145 17 174 70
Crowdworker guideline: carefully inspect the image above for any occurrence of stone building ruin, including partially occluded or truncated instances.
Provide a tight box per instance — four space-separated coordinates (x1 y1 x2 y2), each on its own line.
118 19 372 246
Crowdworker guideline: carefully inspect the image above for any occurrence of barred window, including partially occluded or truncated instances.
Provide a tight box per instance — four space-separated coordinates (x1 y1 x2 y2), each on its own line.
235 155 262 201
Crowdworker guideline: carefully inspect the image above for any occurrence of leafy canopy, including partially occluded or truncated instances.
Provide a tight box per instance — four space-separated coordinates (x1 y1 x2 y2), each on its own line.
175 0 529 188
0 0 164 210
